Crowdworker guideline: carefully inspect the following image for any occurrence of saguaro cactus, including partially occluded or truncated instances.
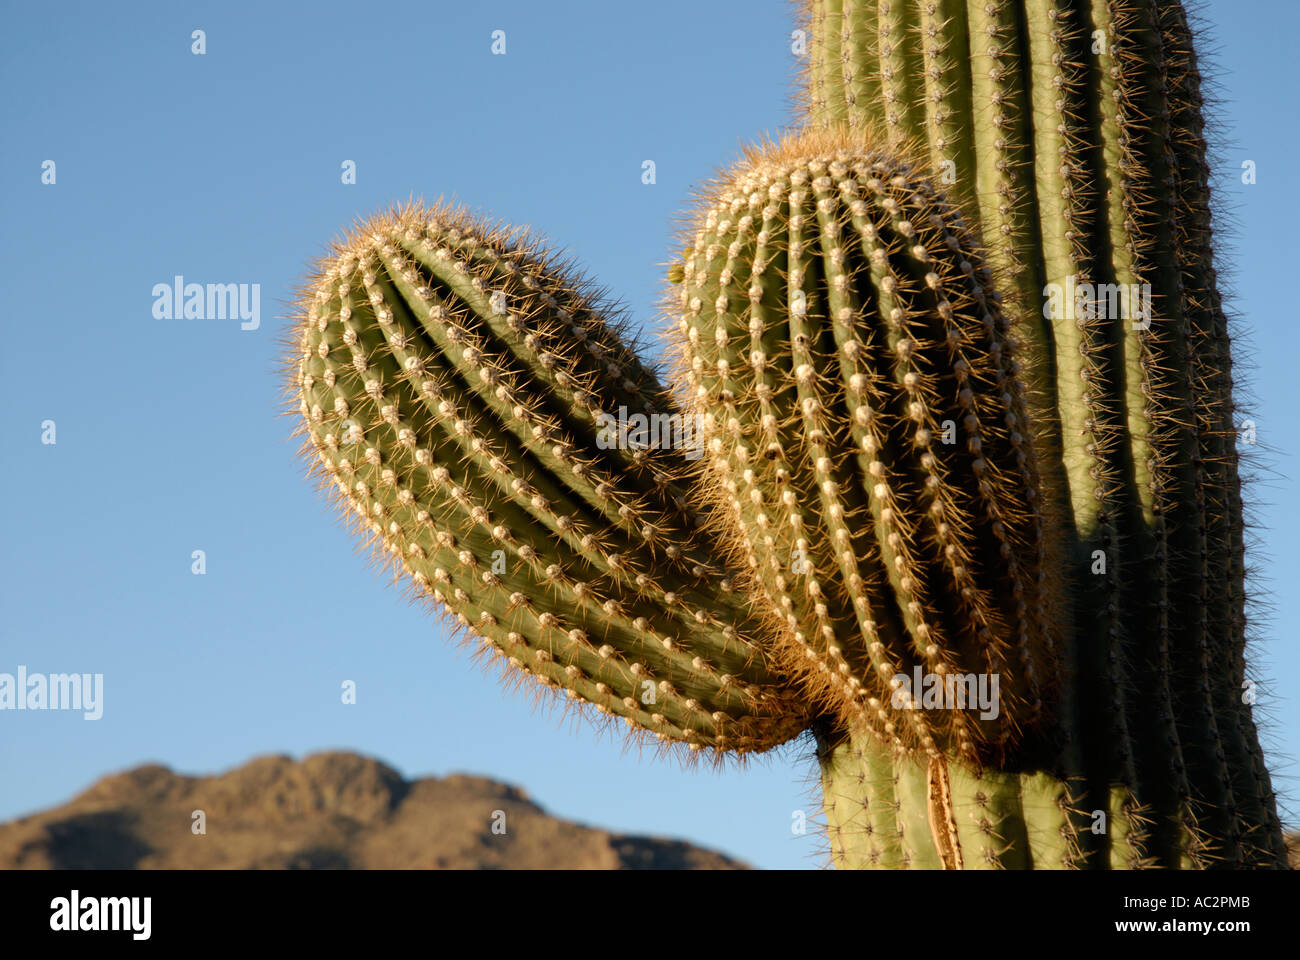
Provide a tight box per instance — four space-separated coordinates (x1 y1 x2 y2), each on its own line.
285 0 1286 870
677 0 1283 867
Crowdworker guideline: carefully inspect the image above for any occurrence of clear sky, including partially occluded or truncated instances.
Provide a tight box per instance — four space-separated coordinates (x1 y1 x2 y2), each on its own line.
1 0 1296 870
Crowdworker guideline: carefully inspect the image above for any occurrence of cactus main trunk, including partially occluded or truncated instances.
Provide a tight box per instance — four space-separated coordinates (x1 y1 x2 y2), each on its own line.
780 0 1282 867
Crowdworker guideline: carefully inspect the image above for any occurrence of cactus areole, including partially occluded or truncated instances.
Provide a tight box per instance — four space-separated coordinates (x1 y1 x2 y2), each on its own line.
287 0 1286 869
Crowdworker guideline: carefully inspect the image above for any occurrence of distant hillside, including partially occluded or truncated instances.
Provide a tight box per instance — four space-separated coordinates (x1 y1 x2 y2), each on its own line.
0 752 747 869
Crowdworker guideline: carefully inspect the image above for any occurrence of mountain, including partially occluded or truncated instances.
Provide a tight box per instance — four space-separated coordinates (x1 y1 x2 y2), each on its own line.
0 751 747 869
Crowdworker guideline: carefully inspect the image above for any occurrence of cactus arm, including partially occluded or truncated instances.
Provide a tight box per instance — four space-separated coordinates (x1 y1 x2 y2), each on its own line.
684 177 920 745
683 197 872 736
678 135 1066 771
794 168 965 754
291 203 813 757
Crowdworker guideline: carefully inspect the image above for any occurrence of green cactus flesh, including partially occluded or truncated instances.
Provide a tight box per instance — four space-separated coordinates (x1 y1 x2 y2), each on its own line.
704 0 1283 867
288 202 810 757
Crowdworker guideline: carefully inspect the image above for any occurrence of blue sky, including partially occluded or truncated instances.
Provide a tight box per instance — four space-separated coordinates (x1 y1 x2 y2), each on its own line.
1 0 1295 870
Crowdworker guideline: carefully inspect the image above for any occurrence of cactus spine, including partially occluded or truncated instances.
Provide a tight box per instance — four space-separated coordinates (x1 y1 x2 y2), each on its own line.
717 0 1282 867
